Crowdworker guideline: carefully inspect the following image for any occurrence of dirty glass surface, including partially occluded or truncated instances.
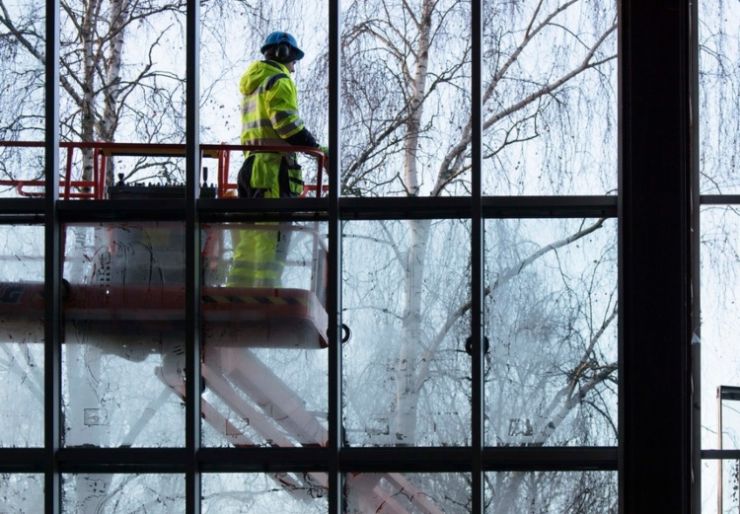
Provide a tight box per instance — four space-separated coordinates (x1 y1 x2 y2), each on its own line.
344 472 470 513
342 219 471 447
484 471 617 513
339 1 472 197
0 225 44 447
0 0 46 198
202 473 328 513
201 222 328 447
699 0 740 194
701 206 740 452
62 222 186 448
62 474 184 512
485 218 618 447
481 0 617 195
0 474 44 513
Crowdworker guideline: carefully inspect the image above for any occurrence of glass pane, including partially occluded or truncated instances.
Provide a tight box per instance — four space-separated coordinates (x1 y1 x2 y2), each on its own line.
199 0 328 199
200 1 328 148
485 219 618 446
699 0 740 193
343 219 471 446
701 207 740 449
340 2 472 196
59 0 185 146
482 0 617 195
484 471 617 512
62 474 184 512
344 473 470 513
0 0 46 198
719 388 740 451
0 474 44 513
0 225 44 447
53 0 186 196
703 459 740 514
62 222 185 447
201 222 328 447
203 473 328 513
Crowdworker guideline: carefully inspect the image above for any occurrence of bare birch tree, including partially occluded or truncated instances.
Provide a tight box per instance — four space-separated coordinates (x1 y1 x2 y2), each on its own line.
0 0 623 510
0 0 194 186
331 0 619 510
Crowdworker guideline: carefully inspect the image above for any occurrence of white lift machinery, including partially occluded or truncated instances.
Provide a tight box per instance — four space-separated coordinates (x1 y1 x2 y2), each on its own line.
0 141 444 514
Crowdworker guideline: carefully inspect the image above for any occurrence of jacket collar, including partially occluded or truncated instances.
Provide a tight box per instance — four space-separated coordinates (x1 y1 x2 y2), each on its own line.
262 60 290 74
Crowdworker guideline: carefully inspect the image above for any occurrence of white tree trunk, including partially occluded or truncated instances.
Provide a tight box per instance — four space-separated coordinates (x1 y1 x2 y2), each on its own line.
98 0 129 186
79 0 99 181
391 0 435 446
393 218 430 445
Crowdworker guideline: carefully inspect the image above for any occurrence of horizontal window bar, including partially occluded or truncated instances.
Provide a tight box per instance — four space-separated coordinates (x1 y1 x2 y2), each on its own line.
342 196 617 220
482 447 618 471
0 446 618 473
199 198 329 223
483 196 617 218
56 448 191 473
57 199 187 222
701 450 740 460
339 447 472 472
0 449 46 472
0 199 45 219
199 448 331 472
0 196 618 223
700 195 740 205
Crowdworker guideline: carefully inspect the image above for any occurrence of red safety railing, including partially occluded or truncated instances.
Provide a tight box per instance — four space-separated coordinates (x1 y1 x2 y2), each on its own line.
0 141 328 200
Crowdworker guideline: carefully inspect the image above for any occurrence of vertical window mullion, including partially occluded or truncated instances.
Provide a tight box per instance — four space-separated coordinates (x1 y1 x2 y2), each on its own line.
185 0 201 509
44 0 61 509
328 0 342 511
471 0 484 511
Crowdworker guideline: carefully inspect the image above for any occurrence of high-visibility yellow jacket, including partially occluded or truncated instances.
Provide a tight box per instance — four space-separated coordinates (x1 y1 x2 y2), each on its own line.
239 60 307 198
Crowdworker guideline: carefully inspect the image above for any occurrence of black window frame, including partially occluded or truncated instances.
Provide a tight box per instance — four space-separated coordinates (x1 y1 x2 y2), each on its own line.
0 0 699 513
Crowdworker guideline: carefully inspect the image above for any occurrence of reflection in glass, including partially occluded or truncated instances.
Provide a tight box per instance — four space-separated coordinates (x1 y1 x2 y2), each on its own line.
343 219 471 447
481 1 617 195
201 223 328 447
62 474 184 513
62 222 185 447
0 474 44 513
203 473 328 513
701 207 740 450
339 2 472 196
484 471 616 513
699 0 740 193
485 219 618 447
0 225 44 447
344 473 469 513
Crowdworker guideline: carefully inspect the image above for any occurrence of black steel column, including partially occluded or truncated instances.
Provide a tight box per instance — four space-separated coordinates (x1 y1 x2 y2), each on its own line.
44 0 61 509
327 0 343 512
688 0 700 512
471 0 484 512
619 0 693 512
185 0 201 509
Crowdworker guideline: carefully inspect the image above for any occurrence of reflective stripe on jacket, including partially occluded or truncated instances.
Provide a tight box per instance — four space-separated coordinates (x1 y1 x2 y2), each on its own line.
239 60 305 197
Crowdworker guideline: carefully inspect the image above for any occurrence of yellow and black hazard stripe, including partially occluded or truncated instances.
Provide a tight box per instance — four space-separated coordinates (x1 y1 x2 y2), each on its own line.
202 294 306 306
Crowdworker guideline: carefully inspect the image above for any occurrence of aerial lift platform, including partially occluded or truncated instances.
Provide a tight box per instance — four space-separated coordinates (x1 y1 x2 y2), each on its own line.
0 141 444 514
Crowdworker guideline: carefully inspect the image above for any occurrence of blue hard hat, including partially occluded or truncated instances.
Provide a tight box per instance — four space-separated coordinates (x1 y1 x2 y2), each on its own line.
260 31 305 61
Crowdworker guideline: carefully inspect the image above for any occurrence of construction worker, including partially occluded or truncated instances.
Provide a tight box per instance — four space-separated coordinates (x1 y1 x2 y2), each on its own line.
227 31 324 288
